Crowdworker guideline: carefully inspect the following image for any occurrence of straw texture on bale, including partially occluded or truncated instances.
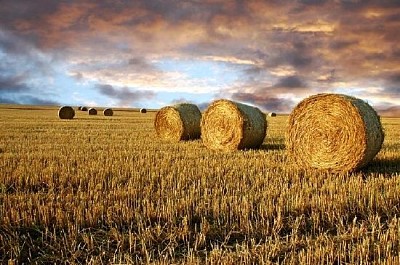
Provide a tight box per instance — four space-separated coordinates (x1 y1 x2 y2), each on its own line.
88 108 97 115
286 93 384 172
103 108 113 116
58 106 75 119
268 112 277 117
81 106 88 111
201 99 267 152
140 108 147 113
154 103 201 142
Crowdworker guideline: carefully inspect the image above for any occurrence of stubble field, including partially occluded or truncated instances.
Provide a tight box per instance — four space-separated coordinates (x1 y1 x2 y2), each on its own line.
1 105 400 264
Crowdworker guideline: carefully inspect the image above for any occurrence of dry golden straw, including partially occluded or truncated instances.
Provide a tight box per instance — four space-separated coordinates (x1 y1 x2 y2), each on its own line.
201 99 267 151
286 93 384 172
154 103 201 142
58 106 75 119
103 108 113 116
88 108 97 115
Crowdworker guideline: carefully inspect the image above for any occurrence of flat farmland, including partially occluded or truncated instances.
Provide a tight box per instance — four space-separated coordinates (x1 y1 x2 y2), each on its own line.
1 105 400 264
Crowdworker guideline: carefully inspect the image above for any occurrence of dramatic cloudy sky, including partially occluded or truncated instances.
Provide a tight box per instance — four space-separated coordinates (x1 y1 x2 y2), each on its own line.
1 0 400 114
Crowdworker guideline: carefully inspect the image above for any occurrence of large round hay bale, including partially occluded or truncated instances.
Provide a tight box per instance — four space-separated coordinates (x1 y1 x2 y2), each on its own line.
103 108 113 116
140 108 147 113
154 103 201 142
286 93 384 172
58 106 75 119
88 108 97 115
201 99 267 151
81 106 88 111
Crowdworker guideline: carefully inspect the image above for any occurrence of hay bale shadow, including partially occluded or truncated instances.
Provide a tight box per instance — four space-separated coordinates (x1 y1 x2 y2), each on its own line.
361 158 400 174
259 143 286 151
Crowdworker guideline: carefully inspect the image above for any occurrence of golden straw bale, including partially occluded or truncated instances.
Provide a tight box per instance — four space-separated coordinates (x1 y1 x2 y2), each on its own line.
88 108 97 115
201 99 267 151
286 93 384 172
140 108 147 113
103 108 113 116
58 106 75 119
154 103 201 142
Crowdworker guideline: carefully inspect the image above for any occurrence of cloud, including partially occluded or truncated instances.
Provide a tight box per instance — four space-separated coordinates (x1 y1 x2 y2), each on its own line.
95 84 155 106
0 75 31 92
232 91 296 113
0 0 399 109
0 94 59 105
274 76 306 88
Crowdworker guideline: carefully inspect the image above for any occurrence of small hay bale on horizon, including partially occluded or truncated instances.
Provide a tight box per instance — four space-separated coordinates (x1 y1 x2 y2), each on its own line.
103 108 113 116
81 106 88 111
78 106 82 111
154 103 201 142
140 108 147 113
58 106 75 119
88 108 97 115
201 99 267 152
268 112 277 117
286 93 384 172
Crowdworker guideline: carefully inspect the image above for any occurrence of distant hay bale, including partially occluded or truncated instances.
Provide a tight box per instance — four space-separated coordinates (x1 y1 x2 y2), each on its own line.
103 108 113 116
88 108 97 115
201 99 267 152
140 108 147 113
81 106 88 111
58 106 75 119
268 112 277 117
78 106 82 111
154 103 201 142
286 93 384 172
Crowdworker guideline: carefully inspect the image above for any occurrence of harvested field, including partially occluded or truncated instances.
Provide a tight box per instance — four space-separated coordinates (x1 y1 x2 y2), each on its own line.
1 105 400 264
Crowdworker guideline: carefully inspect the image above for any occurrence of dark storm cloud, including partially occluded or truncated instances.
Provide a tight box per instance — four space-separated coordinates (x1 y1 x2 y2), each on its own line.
274 76 306 88
0 75 31 92
0 94 58 105
232 91 295 113
96 84 155 106
19 95 59 105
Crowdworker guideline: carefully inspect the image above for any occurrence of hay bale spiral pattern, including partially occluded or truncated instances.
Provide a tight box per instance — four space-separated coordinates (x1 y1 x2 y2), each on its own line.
154 103 201 142
58 106 75 119
286 93 384 172
201 99 267 151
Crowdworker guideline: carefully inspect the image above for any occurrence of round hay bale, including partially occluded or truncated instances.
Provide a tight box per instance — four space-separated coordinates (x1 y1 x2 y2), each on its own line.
103 108 113 116
154 103 201 142
140 108 147 113
201 99 267 151
286 93 384 172
78 106 82 111
81 106 88 111
58 106 75 119
268 112 277 117
88 108 97 115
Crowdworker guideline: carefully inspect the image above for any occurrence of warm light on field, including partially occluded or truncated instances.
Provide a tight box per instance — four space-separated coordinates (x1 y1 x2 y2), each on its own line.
0 105 400 264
